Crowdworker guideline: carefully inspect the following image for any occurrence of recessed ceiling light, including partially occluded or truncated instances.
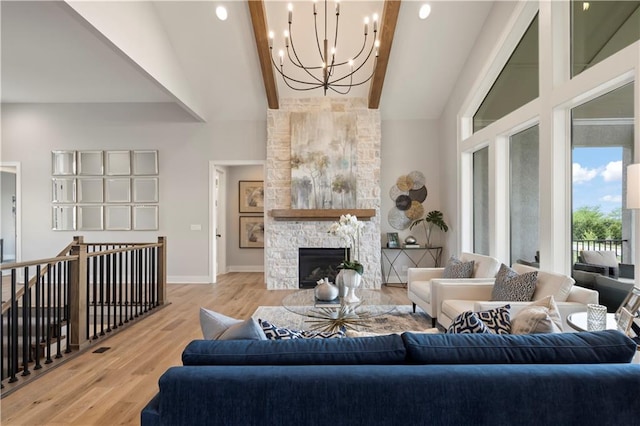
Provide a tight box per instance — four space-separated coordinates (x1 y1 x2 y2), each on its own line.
216 5 228 21
419 4 431 20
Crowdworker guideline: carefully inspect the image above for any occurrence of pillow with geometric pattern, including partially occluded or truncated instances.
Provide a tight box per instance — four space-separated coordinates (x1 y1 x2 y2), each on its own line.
449 305 512 335
447 311 493 334
442 256 475 279
491 264 537 302
258 319 345 340
475 304 512 334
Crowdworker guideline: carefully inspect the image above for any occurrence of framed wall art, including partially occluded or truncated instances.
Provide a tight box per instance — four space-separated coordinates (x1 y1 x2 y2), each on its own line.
239 216 264 248
387 232 399 248
239 180 264 213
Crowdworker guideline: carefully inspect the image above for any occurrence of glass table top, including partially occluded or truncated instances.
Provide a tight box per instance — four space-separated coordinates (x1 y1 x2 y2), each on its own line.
281 288 397 332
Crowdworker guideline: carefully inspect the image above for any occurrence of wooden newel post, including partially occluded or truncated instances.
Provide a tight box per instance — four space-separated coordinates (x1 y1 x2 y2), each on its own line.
157 237 167 305
69 241 88 350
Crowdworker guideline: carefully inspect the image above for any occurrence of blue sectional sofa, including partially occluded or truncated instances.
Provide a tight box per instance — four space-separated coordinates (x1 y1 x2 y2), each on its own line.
141 330 640 426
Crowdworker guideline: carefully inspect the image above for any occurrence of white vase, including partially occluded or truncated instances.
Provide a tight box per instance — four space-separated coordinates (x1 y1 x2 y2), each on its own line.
315 281 339 301
335 270 348 298
341 269 362 304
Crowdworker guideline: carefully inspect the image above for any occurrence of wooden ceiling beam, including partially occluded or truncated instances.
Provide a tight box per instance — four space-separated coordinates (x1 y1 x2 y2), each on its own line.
368 0 401 109
248 0 279 109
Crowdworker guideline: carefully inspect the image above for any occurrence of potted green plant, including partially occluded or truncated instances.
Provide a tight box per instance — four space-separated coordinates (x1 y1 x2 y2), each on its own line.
409 210 449 248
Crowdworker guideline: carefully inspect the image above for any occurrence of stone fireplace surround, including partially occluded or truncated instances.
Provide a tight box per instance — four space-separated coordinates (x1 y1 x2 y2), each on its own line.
265 98 382 290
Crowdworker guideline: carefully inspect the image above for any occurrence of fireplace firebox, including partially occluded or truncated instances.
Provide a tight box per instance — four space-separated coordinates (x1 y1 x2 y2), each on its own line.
298 248 349 289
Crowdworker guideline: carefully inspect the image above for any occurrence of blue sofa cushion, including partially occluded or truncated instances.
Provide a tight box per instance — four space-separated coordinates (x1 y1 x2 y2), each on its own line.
402 330 637 364
182 334 406 365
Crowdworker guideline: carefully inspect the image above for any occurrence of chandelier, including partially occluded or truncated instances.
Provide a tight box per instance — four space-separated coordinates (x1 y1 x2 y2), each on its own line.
268 0 380 95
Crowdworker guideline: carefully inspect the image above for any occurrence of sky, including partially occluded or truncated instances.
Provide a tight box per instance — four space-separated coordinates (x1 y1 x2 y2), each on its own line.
572 147 622 214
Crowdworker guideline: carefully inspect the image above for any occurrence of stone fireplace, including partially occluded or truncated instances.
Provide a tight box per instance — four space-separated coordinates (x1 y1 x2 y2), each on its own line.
265 98 381 290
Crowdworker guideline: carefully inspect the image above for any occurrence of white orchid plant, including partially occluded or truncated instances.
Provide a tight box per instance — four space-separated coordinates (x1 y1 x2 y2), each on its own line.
328 214 364 275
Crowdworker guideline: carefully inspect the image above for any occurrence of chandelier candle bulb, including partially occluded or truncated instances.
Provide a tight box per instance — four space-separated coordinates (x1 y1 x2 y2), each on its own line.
269 0 380 95
269 31 274 48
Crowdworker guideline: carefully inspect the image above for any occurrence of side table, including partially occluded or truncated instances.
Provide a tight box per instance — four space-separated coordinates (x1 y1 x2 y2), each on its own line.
566 311 618 332
381 246 442 287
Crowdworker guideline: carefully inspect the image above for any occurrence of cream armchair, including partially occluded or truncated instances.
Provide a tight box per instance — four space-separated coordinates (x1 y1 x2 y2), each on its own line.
407 252 501 327
434 264 599 331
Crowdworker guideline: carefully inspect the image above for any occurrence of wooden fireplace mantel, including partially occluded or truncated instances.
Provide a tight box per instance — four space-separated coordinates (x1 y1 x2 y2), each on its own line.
269 209 376 221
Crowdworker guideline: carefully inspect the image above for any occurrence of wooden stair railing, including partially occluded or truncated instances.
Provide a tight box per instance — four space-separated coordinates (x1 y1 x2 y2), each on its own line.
1 236 167 397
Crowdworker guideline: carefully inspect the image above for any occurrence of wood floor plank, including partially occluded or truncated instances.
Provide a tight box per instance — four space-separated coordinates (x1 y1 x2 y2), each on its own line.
1 272 410 425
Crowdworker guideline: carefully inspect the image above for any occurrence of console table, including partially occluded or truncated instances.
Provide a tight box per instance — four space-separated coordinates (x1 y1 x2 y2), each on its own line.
381 246 442 287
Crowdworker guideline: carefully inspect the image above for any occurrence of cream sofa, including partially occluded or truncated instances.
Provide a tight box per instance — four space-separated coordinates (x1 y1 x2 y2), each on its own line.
435 263 599 331
407 252 501 327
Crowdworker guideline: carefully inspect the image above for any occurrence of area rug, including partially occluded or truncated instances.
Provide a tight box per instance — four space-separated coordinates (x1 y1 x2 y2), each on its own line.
252 305 436 334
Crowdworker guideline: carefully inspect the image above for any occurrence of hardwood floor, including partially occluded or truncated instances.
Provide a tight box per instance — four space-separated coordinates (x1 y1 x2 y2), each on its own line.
1 273 410 425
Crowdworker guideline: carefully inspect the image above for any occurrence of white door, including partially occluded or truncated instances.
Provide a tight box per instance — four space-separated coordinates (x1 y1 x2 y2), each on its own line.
213 168 226 280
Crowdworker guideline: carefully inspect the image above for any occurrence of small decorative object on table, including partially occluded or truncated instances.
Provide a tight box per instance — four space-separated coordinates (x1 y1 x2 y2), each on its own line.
329 214 365 302
386 232 399 248
314 277 339 302
341 269 362 304
403 236 420 248
587 303 607 331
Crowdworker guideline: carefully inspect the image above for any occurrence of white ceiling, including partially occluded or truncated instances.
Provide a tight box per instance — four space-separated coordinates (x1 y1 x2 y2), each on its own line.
1 1 494 121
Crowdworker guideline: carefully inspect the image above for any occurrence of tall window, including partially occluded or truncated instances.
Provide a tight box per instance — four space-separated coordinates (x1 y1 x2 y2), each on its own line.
571 83 634 264
510 125 539 265
571 1 640 77
473 147 490 255
473 14 539 132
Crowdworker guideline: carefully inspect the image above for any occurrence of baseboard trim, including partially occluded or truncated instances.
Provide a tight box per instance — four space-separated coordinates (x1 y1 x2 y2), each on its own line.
227 265 265 273
167 276 210 284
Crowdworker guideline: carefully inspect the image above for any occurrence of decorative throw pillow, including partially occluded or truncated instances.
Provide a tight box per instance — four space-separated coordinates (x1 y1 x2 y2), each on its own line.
200 307 267 340
442 256 475 279
475 305 512 335
511 296 563 334
447 311 492 334
300 329 346 339
259 319 304 339
491 264 538 301
258 319 345 340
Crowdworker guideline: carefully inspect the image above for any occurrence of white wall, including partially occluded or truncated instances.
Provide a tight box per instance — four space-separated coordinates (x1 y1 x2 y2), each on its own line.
226 165 264 272
380 119 442 246
64 1 205 120
1 103 266 282
439 1 520 258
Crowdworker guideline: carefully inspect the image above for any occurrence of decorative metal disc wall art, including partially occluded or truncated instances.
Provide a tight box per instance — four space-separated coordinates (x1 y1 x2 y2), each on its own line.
387 170 428 230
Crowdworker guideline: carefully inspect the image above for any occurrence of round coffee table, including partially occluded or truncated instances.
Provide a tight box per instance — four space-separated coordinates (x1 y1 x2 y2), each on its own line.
282 288 396 332
566 311 618 332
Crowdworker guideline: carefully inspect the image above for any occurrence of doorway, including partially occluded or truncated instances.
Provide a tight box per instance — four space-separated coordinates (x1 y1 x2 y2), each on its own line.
209 161 265 283
0 162 21 267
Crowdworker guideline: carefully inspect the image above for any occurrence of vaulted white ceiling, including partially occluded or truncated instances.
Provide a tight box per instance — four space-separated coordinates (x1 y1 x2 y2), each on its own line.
1 1 494 121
